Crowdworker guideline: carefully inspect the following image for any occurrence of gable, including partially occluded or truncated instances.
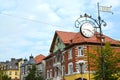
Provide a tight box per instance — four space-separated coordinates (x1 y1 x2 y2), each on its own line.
34 54 45 64
49 31 67 53
53 36 65 53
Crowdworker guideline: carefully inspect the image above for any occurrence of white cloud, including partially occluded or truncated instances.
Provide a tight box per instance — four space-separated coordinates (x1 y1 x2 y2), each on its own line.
0 0 17 11
27 14 37 20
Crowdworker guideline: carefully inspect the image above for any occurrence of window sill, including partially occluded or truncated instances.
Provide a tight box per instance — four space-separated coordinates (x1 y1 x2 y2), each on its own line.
68 58 72 60
77 55 84 57
66 72 76 76
66 73 73 76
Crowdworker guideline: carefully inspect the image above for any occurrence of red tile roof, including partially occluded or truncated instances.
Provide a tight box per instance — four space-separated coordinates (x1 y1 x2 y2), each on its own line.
50 30 120 53
57 31 76 44
34 54 45 64
56 31 120 45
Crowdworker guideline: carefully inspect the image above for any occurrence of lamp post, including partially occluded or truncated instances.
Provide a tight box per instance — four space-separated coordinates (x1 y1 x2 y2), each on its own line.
79 63 84 80
75 3 108 80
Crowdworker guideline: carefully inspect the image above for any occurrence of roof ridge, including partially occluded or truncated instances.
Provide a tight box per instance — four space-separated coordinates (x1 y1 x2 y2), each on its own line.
35 54 45 57
56 30 77 34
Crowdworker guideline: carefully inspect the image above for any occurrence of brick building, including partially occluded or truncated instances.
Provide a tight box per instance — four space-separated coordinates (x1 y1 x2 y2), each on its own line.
44 30 120 80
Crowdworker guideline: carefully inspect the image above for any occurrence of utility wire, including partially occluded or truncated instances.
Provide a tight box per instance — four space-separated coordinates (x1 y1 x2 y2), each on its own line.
0 12 62 27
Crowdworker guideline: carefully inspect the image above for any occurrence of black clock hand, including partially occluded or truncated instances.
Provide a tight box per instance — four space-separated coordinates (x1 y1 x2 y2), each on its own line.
83 29 94 34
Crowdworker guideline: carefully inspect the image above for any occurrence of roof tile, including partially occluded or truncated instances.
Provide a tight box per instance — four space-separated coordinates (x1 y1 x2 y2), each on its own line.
34 54 45 64
56 31 120 45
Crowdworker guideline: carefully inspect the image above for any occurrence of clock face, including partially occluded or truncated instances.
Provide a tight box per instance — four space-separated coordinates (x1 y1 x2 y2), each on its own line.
80 22 95 38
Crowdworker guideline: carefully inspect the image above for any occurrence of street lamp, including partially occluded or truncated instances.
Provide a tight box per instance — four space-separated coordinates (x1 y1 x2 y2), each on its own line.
76 61 86 80
75 3 108 80
79 63 84 80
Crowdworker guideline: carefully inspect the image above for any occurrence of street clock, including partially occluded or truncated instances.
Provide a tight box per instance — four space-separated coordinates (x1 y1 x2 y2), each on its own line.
80 22 95 38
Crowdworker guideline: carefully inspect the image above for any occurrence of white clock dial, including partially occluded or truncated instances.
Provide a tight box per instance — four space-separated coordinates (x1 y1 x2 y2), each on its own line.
80 22 95 38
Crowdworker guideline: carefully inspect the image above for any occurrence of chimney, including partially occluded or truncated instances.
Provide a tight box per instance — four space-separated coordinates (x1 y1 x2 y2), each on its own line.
29 54 34 59
6 60 9 63
11 58 15 61
24 58 27 62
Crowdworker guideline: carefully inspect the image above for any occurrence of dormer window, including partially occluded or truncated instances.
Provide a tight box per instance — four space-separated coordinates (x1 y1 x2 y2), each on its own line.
101 37 105 42
96 35 105 43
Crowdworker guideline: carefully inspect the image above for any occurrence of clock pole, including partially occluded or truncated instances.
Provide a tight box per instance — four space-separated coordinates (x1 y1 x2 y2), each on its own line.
74 2 113 80
97 2 105 80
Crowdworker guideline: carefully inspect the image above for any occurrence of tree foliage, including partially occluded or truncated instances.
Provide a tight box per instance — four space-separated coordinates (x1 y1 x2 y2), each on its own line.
2 75 11 80
90 43 120 80
25 65 45 80
0 69 3 80
0 70 11 80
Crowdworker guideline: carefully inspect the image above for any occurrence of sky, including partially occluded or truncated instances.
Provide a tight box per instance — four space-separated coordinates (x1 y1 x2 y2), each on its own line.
0 0 120 61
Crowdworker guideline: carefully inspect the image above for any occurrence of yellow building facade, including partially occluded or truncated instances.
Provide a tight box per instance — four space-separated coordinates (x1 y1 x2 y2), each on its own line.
64 73 94 80
0 58 23 80
5 70 20 79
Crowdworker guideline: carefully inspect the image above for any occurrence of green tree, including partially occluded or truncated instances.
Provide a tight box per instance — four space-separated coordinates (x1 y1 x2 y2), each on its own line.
2 74 11 80
0 69 3 80
0 70 11 80
90 43 120 80
25 65 45 80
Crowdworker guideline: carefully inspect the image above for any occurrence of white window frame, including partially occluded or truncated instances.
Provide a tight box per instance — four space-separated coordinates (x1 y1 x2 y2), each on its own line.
62 54 64 62
78 46 84 57
50 69 52 78
68 49 72 59
54 69 57 77
68 62 73 75
9 66 12 69
62 66 65 76
47 70 49 79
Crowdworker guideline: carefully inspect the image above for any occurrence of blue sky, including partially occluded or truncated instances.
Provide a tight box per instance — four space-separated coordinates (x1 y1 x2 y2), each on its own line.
0 0 120 61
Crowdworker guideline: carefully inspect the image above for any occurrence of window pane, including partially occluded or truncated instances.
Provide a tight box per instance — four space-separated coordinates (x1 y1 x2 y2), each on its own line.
15 72 17 75
78 47 83 56
68 49 72 59
68 64 73 74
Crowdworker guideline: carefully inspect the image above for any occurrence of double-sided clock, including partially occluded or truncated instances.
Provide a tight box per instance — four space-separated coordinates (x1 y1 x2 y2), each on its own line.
80 22 95 38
